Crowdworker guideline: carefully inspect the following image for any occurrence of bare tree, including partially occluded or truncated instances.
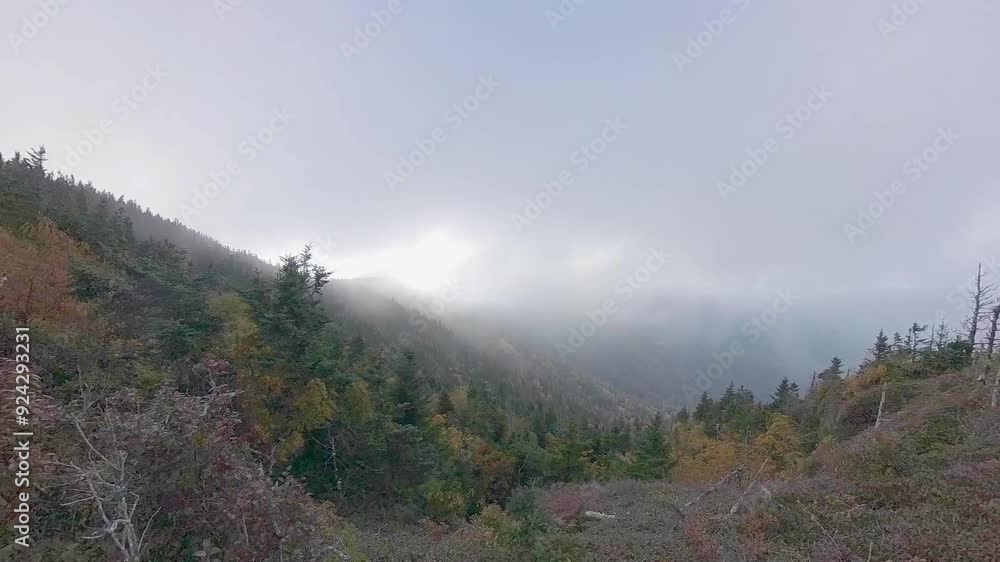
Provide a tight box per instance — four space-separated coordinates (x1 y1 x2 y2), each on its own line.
874 382 888 429
966 263 995 354
992 368 999 409
59 410 158 561
934 321 949 351
987 304 1000 358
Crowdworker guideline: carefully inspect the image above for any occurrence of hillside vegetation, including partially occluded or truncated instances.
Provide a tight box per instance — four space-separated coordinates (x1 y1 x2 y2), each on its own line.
1 148 997 561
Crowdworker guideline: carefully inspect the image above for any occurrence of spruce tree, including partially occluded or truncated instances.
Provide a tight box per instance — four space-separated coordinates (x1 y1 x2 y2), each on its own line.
771 377 794 409
869 329 890 363
819 357 843 380
629 414 672 479
693 392 714 423
436 390 455 416
393 351 425 426
675 406 690 424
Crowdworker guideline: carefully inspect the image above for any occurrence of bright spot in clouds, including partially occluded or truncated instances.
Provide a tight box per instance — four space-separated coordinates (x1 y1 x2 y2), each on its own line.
333 230 476 292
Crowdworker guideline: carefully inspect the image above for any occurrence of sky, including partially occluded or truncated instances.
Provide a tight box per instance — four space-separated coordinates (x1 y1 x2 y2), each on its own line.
2 0 999 392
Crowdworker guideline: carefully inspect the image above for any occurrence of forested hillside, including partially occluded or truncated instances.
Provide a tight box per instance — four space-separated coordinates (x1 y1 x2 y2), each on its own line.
0 149 667 560
1 148 998 561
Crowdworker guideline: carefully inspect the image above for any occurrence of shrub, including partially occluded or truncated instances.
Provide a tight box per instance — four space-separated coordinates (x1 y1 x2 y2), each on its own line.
420 477 471 522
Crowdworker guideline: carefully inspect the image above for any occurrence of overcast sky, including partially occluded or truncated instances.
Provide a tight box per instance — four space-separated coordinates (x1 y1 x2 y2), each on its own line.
3 0 999 376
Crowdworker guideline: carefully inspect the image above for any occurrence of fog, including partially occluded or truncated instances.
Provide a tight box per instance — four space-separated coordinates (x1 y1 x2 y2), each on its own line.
3 0 998 401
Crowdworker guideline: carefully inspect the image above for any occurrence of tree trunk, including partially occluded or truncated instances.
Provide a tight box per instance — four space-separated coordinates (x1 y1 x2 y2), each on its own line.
968 263 991 355
874 382 888 429
992 370 999 409
987 305 1000 358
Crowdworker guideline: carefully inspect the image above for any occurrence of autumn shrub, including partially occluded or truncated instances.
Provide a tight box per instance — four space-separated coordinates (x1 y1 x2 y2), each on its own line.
420 477 472 522
672 424 741 485
506 487 551 528
55 383 356 561
682 514 721 562
905 407 966 455
530 532 586 562
542 483 601 527
475 504 522 549
843 362 888 397
740 509 777 561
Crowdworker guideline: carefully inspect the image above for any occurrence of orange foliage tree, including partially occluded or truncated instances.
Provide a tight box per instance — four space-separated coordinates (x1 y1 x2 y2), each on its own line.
0 220 94 332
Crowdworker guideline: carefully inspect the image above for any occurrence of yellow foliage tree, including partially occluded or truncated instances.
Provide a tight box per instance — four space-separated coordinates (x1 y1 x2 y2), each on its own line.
672 424 741 485
751 414 802 473
292 378 335 433
845 363 888 397
341 380 374 424
207 292 268 369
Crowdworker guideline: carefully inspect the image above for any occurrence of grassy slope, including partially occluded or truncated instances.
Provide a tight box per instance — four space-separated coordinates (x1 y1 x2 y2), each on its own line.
356 370 999 561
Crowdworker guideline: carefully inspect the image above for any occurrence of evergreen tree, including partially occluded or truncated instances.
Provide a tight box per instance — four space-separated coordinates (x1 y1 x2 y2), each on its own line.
26 146 47 172
819 357 844 380
628 414 672 480
935 321 949 350
771 377 797 410
693 392 715 424
246 246 330 362
436 390 455 416
675 406 690 424
908 322 928 361
868 329 890 363
392 351 425 426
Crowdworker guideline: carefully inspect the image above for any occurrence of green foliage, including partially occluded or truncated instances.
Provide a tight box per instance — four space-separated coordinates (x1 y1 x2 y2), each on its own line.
392 350 426 426
628 415 674 480
243 247 329 363
419 477 471 521
907 409 966 455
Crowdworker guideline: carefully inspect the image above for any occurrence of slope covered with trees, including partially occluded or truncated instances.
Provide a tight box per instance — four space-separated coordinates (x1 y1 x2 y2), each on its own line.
0 149 671 560
1 148 997 560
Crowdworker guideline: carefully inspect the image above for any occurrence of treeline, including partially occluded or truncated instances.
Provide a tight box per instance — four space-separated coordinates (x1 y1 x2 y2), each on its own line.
664 289 992 487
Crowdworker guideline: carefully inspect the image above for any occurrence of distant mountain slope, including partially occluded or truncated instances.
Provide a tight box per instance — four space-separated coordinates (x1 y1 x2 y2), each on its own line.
328 278 646 424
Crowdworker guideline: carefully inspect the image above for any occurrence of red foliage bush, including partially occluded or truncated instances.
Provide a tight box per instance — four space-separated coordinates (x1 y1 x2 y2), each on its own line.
682 515 721 562
543 483 602 526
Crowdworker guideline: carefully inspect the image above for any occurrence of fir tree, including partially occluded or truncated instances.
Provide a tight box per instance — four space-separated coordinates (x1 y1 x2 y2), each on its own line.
819 357 843 380
771 377 796 410
436 390 455 416
392 351 425 426
869 329 890 363
628 414 673 480
675 406 690 424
